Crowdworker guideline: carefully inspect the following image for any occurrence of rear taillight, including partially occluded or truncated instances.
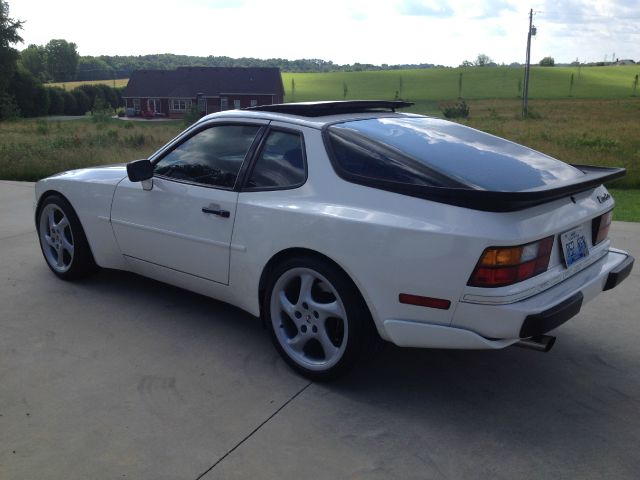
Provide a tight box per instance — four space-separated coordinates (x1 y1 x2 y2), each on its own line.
468 236 554 288
592 210 613 246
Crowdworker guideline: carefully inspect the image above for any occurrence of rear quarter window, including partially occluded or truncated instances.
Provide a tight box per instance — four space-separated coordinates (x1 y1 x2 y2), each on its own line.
326 117 583 191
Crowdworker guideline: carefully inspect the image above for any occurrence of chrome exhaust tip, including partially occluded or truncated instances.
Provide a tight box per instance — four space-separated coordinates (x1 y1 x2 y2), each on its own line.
515 335 556 353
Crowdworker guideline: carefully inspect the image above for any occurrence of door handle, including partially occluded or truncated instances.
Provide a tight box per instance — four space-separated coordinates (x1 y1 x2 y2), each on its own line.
202 206 230 218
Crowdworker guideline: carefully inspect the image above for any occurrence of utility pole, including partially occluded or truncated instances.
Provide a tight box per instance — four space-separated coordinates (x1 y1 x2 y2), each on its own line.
522 8 534 118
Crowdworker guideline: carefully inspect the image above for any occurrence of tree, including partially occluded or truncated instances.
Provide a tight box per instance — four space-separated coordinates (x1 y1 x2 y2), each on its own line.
539 56 555 67
71 88 89 115
474 54 493 67
76 56 114 81
47 87 64 114
20 44 48 81
8 67 49 117
0 0 23 118
45 39 79 82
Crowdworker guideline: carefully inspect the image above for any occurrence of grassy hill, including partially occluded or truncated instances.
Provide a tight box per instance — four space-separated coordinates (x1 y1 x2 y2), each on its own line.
282 65 640 102
47 78 129 89
48 65 640 101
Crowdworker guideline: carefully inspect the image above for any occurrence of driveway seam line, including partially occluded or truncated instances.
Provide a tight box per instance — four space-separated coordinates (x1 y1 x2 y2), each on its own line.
195 381 312 480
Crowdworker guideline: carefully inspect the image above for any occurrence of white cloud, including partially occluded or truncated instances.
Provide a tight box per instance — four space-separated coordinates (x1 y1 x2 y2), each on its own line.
9 0 640 66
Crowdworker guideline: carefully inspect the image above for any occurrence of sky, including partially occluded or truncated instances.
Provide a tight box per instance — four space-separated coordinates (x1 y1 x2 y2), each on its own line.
9 0 640 66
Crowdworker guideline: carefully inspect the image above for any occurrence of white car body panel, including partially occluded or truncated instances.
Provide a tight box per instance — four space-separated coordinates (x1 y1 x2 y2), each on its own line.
34 108 632 350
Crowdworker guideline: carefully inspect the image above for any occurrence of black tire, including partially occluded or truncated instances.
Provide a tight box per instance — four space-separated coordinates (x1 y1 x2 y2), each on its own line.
36 194 97 280
263 255 375 381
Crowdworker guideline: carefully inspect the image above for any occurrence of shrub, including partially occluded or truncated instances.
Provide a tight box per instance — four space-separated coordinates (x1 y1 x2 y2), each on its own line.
0 93 20 120
61 90 77 115
124 133 146 147
71 89 90 115
183 104 203 127
91 97 111 123
35 120 49 135
441 99 470 119
47 87 65 115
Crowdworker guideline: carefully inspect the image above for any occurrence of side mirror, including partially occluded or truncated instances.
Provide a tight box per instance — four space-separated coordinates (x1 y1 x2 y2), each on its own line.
126 159 153 182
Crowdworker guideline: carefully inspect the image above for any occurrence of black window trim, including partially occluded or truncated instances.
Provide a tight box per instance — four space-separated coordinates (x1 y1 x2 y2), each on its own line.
150 120 269 191
239 125 308 192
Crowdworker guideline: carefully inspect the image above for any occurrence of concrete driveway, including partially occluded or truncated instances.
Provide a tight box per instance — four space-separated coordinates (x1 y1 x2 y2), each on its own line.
1 180 639 480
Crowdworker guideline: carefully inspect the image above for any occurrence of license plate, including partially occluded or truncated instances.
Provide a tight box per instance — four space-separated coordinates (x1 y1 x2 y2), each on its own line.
560 226 589 267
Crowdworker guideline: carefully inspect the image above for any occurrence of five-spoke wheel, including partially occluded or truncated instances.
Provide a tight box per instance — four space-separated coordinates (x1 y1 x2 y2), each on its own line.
37 194 96 279
265 256 374 380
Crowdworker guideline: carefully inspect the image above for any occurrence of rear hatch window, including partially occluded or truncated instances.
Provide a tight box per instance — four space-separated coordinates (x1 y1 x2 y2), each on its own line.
327 117 584 191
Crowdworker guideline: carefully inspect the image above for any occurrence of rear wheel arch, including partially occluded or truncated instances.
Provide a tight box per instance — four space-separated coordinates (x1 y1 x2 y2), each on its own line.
258 247 376 329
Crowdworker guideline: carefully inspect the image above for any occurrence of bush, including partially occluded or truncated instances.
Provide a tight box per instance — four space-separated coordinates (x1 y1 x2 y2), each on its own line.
8 68 50 117
91 97 111 123
124 133 146 147
96 83 119 109
71 88 90 115
183 104 203 127
441 99 470 119
0 93 20 120
47 87 65 115
61 90 77 115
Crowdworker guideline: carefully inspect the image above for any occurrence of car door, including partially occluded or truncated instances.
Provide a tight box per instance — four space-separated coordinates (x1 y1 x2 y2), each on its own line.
110 120 267 285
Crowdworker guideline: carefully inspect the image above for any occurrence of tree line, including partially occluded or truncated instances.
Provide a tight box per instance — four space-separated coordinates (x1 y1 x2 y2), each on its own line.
0 1 123 119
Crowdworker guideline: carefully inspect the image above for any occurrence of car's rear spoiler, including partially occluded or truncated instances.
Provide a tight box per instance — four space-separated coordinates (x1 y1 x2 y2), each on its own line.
348 165 626 212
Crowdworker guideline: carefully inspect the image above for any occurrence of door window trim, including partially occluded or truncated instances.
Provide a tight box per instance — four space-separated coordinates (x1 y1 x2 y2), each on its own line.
150 120 268 191
238 126 308 192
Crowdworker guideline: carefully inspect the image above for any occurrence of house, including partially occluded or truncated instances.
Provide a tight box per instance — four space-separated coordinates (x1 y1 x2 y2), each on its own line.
122 67 284 118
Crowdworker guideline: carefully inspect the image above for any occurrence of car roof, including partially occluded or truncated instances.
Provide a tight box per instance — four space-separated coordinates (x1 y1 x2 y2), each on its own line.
197 100 423 130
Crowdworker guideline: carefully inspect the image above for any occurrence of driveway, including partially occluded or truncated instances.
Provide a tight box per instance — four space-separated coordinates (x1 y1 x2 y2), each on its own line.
1 180 639 480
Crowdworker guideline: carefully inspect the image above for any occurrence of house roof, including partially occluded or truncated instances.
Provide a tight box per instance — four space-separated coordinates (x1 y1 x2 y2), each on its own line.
122 67 284 98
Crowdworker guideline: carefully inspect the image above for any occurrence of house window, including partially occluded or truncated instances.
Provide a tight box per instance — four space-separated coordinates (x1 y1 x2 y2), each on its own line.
171 99 192 111
234 99 241 109
250 99 258 107
220 97 229 110
147 98 161 112
133 99 141 113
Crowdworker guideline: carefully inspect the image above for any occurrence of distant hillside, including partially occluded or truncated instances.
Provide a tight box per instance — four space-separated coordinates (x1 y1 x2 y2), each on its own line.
282 65 640 102
52 65 640 103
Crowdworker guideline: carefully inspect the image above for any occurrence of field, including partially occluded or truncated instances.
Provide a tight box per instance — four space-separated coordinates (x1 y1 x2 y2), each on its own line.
282 66 640 101
0 118 182 181
47 78 129 89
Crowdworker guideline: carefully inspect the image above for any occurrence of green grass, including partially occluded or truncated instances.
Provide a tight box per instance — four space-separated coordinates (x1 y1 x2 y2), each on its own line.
0 118 182 181
283 65 640 102
609 189 640 222
47 78 129 89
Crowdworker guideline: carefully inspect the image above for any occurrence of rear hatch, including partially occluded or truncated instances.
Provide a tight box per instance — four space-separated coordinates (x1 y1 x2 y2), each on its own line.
324 116 624 212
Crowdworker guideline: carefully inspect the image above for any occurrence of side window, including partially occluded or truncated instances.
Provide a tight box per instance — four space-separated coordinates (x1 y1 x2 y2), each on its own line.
247 130 306 189
154 125 261 188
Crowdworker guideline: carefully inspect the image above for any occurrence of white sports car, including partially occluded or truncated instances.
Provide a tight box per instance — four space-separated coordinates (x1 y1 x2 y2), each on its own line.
35 101 634 379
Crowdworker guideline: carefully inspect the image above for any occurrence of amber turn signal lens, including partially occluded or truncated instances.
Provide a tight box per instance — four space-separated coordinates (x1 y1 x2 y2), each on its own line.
468 236 554 288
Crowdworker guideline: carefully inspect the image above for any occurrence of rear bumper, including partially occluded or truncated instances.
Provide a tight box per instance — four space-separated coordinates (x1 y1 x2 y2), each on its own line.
382 249 633 349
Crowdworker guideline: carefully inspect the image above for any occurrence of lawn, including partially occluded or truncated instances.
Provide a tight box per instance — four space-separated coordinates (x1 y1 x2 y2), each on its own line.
47 78 129 89
282 65 640 102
